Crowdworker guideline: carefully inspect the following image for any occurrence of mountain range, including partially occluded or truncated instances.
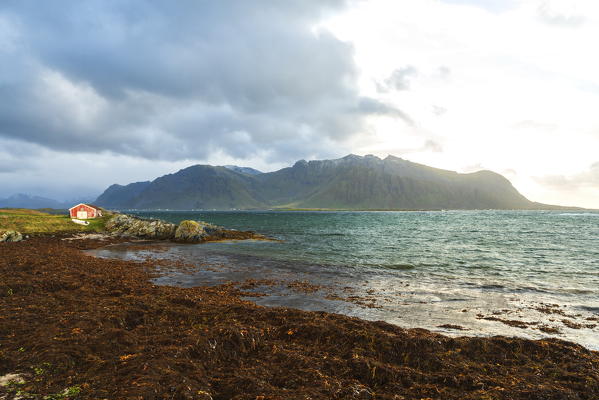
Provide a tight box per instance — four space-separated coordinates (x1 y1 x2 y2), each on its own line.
95 154 566 210
0 194 94 210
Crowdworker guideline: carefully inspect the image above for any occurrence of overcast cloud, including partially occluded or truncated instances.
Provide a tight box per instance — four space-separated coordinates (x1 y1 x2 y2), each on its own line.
1 0 598 207
0 1 412 168
536 162 599 190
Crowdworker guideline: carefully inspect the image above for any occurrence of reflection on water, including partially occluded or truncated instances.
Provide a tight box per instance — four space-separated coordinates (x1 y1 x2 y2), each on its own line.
89 210 599 350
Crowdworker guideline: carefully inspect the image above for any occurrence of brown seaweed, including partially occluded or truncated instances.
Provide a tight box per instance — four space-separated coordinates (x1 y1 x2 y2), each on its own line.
1 237 598 399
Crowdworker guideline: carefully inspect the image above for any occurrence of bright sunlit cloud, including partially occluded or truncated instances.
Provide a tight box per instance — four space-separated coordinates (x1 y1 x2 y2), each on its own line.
323 0 599 207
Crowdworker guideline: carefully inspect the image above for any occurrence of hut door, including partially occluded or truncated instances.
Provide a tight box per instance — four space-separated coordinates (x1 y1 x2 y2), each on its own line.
77 211 88 219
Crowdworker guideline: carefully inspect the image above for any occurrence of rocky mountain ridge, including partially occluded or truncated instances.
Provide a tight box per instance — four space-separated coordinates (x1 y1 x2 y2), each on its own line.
95 154 566 210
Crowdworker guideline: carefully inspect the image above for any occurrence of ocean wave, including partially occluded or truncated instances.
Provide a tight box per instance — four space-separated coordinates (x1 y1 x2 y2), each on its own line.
558 213 599 217
557 288 595 295
479 284 505 290
578 306 599 314
386 263 416 270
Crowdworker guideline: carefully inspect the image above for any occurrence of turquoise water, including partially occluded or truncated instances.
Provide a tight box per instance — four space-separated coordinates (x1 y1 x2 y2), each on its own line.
94 210 599 349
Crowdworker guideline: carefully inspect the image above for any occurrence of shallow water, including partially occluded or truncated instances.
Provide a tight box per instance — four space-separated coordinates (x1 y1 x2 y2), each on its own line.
90 210 599 349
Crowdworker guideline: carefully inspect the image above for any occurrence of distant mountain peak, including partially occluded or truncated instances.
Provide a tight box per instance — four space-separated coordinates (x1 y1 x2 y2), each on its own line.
7 193 33 200
223 165 263 175
338 154 385 163
0 193 72 209
384 155 404 161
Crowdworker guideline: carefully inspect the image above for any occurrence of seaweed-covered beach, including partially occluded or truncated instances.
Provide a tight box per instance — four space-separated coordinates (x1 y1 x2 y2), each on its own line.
1 236 598 399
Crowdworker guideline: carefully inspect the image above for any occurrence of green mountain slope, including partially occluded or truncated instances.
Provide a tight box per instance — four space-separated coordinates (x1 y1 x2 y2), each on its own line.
95 155 551 210
95 181 151 208
126 166 266 210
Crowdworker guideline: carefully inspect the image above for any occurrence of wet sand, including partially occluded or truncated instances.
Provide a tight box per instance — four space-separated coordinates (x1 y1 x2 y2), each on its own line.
1 236 598 399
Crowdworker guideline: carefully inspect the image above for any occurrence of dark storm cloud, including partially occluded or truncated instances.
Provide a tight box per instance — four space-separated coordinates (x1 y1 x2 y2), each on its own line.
0 0 404 162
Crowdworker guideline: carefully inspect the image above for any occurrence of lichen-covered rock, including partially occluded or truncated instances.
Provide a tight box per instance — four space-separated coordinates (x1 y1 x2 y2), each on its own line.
104 213 273 243
174 220 266 242
0 230 23 242
105 214 177 239
174 220 232 242
175 220 210 242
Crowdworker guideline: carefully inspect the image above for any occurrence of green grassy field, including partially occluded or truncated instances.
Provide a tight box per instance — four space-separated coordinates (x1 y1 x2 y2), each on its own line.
0 208 110 234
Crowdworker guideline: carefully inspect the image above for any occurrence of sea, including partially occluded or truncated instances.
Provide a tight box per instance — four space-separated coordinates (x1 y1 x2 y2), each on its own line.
89 210 599 350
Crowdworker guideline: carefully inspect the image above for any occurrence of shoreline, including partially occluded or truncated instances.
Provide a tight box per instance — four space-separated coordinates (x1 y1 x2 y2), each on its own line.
92 238 599 351
1 235 598 399
119 207 598 212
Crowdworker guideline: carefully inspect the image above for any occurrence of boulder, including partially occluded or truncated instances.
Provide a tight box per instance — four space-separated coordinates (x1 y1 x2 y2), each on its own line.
174 220 218 242
105 214 177 239
104 213 272 243
0 230 23 243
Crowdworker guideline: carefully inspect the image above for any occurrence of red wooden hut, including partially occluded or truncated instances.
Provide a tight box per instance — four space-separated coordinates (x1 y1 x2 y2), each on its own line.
69 203 103 219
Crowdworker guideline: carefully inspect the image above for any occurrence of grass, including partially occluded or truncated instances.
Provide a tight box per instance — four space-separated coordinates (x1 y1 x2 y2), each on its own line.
0 208 110 234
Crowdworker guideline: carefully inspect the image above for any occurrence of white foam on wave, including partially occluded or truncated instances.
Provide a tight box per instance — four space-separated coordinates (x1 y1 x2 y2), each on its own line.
558 213 599 217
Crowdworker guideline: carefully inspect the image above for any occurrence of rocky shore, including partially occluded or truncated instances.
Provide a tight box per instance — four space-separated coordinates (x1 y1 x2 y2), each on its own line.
104 213 273 242
1 210 272 245
1 236 598 399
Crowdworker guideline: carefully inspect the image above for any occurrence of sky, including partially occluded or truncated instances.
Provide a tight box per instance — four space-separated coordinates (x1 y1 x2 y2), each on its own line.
0 0 597 208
